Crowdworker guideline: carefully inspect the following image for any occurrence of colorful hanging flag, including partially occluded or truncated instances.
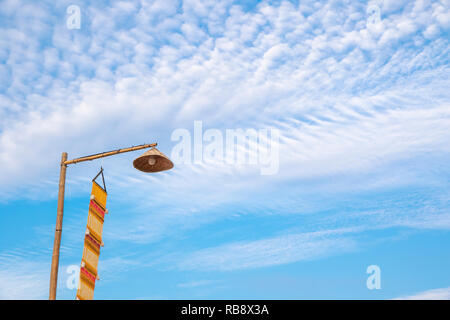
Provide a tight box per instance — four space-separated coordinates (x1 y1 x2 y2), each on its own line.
76 169 108 300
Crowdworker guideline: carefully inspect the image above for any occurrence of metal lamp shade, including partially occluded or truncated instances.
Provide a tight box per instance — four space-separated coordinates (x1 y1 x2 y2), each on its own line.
133 147 174 173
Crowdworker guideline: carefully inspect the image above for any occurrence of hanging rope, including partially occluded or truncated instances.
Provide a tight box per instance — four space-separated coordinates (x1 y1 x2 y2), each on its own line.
92 167 107 193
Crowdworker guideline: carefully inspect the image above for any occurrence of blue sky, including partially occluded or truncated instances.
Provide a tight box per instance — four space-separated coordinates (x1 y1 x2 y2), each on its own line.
0 0 449 299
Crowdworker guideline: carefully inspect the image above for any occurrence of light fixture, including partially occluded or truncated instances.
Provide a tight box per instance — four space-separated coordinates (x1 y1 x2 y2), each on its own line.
133 147 174 173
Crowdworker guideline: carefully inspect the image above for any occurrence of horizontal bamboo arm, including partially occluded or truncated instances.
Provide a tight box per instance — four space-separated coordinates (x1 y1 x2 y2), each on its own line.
64 143 157 165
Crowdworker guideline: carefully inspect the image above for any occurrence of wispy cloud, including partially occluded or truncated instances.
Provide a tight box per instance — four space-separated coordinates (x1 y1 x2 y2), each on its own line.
394 287 450 300
177 229 358 271
0 254 48 300
178 279 216 288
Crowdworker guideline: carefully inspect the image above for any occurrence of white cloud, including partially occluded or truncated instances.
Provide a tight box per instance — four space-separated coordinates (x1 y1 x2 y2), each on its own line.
178 279 215 288
177 229 358 271
0 0 448 198
0 255 48 299
394 287 450 300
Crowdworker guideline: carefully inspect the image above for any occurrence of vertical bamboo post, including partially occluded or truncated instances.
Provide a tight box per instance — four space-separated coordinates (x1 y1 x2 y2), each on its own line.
49 152 68 300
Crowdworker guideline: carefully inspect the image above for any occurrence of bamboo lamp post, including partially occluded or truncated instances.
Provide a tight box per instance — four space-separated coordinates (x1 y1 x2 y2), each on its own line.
49 143 173 300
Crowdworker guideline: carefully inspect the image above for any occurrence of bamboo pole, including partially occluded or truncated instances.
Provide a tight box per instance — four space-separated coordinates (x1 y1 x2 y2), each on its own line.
64 143 157 165
49 152 68 300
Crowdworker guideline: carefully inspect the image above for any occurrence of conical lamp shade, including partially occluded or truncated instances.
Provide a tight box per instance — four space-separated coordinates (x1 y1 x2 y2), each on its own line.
133 147 174 173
